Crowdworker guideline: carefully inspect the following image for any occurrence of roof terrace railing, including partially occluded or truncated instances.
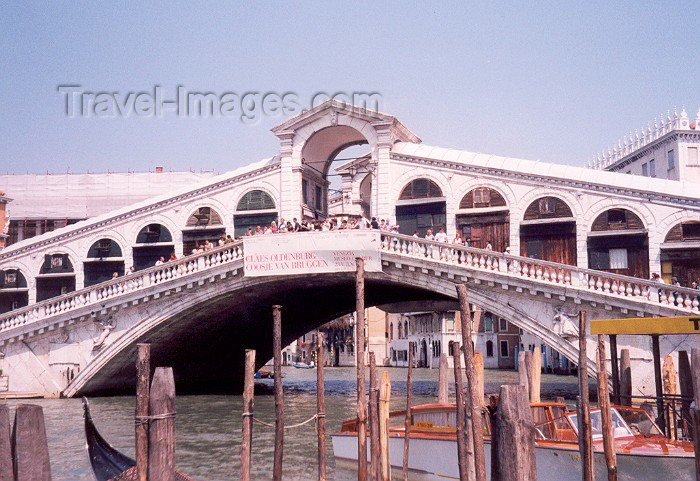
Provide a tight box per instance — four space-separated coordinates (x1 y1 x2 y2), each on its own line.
0 240 244 334
379 232 700 313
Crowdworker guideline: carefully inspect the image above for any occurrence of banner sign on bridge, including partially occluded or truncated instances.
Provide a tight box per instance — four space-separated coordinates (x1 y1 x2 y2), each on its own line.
243 231 382 277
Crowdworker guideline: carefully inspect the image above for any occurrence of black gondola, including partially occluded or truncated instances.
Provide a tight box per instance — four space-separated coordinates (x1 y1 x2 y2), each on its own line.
83 397 197 481
83 397 136 481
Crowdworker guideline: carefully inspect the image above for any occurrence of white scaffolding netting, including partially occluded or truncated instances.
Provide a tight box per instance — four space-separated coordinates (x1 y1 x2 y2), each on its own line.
0 172 218 219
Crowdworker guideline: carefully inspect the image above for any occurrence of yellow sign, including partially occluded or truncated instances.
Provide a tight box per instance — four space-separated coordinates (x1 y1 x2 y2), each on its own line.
590 316 700 335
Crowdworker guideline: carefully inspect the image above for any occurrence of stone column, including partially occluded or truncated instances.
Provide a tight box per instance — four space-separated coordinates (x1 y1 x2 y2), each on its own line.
373 127 394 223
277 132 302 222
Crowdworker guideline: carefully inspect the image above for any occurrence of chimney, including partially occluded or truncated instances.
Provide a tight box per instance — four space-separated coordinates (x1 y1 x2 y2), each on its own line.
155 166 164 173
0 192 11 250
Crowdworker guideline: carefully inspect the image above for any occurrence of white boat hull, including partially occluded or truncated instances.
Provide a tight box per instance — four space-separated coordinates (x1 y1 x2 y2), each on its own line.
331 434 694 481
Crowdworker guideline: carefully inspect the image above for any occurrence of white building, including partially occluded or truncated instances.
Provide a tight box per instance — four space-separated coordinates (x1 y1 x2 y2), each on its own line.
589 106 700 183
388 311 463 369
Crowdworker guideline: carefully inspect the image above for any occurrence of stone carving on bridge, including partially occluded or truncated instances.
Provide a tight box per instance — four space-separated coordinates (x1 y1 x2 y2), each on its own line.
92 317 115 351
552 307 579 340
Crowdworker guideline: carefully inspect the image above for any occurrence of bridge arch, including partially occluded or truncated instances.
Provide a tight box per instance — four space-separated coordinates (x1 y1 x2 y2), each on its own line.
61 260 607 397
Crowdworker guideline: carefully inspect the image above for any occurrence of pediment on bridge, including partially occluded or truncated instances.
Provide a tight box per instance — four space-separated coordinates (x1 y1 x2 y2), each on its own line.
271 99 421 144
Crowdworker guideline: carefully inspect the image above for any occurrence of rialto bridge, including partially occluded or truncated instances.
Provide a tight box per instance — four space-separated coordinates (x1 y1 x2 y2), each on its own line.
0 100 699 397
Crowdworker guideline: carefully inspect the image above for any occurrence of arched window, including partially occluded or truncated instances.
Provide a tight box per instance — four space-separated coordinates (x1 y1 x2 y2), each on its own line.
486 340 493 358
523 197 573 220
398 322 402 339
389 323 393 341
664 221 700 242
87 239 123 258
37 254 75 302
399 178 443 200
135 224 173 244
186 207 223 227
85 239 125 287
404 321 408 338
237 190 276 211
591 209 644 231
0 268 29 314
459 188 507 209
133 224 174 271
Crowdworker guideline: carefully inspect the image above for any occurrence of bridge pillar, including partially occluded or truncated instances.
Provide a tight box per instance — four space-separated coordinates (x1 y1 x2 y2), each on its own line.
277 132 302 223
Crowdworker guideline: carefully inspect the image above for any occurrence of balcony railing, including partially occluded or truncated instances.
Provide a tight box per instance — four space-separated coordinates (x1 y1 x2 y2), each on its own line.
0 241 244 334
379 232 700 312
1 231 697 338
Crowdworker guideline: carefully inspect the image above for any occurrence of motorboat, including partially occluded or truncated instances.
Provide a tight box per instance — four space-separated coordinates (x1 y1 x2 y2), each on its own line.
331 401 694 480
291 361 315 369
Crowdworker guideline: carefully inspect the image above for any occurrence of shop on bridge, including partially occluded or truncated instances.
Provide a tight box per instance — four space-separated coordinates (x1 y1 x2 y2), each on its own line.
132 224 174 271
0 268 28 313
519 196 577 265
233 190 277 237
83 238 125 286
36 253 76 302
396 178 446 237
455 187 509 251
587 208 649 279
661 220 700 285
182 207 226 254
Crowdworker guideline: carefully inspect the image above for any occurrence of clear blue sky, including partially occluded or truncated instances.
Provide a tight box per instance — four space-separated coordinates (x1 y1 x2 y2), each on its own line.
1 1 698 175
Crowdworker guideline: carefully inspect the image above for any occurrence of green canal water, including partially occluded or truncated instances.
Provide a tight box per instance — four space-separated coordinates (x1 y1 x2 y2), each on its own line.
4 366 579 481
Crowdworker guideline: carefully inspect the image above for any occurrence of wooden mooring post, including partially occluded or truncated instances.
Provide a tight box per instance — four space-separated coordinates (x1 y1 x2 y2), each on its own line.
402 342 414 481
679 351 693 437
379 371 391 481
690 348 700 481
651 335 666 434
0 404 12 481
577 311 594 481
597 335 617 481
355 257 368 481
530 348 541 403
456 284 486 481
272 305 284 481
474 352 484 404
453 342 469 481
663 355 678 440
369 352 380 481
438 352 449 403
491 384 536 481
135 343 151 481
609 334 620 405
316 332 327 481
241 349 256 481
147 367 176 481
518 352 530 402
620 349 632 406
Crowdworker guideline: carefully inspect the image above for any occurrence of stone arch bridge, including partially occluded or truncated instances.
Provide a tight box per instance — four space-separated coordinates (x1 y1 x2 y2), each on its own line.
0 231 695 398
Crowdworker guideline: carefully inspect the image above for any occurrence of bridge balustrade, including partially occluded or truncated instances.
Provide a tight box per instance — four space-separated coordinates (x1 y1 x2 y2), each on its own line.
379 232 700 312
1 231 698 338
0 241 244 334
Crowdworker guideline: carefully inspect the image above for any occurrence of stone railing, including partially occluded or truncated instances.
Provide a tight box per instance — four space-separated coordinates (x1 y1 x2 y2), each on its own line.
379 232 700 313
0 241 245 334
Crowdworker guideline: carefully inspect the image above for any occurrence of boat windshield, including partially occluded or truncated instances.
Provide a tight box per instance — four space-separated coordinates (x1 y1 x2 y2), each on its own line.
615 408 663 437
568 409 634 440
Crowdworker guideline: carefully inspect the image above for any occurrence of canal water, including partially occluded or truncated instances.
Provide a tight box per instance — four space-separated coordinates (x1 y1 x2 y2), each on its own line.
4 366 579 481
